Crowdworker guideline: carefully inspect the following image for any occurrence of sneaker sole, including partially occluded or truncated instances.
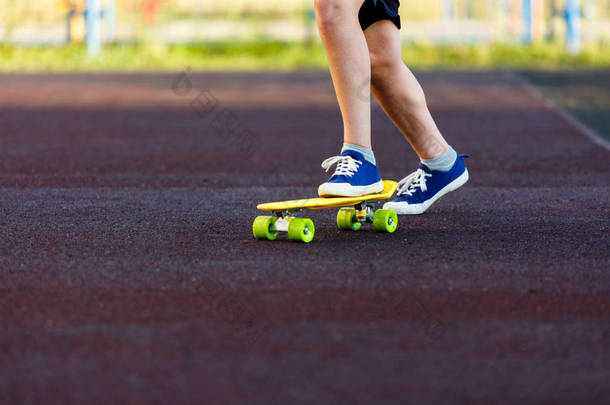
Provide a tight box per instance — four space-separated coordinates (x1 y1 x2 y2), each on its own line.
383 169 469 215
318 180 385 197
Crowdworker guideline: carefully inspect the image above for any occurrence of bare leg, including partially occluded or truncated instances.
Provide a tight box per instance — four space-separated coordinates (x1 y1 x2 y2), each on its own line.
314 0 371 149
364 20 450 160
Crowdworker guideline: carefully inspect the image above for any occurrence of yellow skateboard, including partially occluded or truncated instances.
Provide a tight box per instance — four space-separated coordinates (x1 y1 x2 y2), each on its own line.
253 180 399 243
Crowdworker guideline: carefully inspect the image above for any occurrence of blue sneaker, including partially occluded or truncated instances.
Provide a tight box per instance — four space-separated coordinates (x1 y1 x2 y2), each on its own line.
383 154 469 215
318 150 384 197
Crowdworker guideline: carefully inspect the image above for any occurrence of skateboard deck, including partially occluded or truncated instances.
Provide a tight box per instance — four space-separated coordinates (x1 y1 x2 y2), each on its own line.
257 180 398 211
253 180 398 243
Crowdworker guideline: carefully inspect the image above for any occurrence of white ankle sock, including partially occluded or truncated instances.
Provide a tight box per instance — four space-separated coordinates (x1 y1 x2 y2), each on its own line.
422 147 457 172
342 143 376 165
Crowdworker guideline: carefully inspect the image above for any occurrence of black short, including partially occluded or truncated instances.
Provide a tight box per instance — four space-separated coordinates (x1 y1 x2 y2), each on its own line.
359 0 401 31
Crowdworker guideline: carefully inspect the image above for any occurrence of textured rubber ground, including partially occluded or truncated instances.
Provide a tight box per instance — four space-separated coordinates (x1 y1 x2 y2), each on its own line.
519 69 610 142
0 72 608 404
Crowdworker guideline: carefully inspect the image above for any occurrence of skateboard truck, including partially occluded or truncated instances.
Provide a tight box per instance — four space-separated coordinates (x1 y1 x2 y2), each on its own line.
272 210 300 232
355 201 374 223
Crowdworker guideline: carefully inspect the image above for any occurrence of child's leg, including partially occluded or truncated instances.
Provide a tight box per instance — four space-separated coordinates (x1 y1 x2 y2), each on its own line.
315 0 384 197
314 0 371 149
364 20 450 160
364 20 469 214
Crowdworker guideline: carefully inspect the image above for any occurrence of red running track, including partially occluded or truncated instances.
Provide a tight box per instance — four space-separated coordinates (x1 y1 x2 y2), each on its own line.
0 72 608 404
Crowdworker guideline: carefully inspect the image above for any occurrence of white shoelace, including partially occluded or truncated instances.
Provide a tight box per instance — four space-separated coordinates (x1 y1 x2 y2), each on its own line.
321 155 362 177
397 169 432 196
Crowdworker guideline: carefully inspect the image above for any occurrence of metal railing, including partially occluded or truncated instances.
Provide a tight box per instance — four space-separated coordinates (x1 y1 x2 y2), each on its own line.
0 0 608 54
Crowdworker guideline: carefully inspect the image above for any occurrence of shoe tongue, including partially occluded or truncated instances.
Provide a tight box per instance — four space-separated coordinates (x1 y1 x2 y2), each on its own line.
418 162 432 172
341 150 364 161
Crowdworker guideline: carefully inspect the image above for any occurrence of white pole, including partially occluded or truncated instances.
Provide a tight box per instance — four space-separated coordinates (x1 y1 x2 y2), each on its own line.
86 0 101 56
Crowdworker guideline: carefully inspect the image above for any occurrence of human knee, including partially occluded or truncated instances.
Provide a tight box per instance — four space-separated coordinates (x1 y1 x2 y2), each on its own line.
314 0 351 35
371 56 427 107
370 50 402 86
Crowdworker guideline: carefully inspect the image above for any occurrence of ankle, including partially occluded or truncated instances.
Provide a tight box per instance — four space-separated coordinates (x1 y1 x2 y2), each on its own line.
421 147 457 172
342 142 376 165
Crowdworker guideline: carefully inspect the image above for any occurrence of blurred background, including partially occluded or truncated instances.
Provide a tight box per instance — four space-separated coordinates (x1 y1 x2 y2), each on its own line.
0 0 609 70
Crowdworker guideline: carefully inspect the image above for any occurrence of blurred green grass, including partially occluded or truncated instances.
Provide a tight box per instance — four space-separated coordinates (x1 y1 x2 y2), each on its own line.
1 41 609 72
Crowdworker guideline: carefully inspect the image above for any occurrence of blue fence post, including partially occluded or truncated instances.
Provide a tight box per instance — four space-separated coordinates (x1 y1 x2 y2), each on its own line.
86 0 101 56
66 7 74 44
441 0 455 20
522 0 533 44
105 0 117 43
566 0 581 53
305 7 316 44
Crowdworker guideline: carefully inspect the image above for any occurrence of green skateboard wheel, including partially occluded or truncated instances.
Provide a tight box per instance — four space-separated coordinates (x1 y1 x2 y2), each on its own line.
288 218 315 243
372 209 398 233
252 216 279 241
336 208 362 231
